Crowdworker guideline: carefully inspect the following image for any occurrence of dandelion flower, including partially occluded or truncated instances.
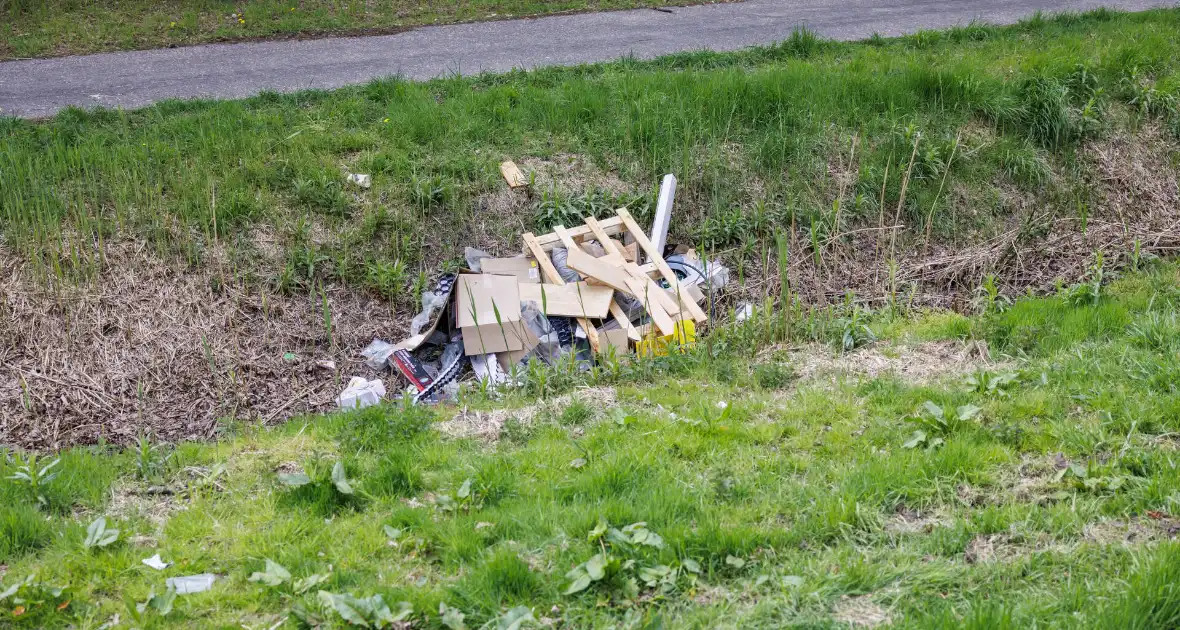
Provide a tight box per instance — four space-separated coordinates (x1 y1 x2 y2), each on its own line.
169 21 176 27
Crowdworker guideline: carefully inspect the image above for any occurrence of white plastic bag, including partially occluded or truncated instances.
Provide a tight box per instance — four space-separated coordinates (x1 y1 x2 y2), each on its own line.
336 377 386 410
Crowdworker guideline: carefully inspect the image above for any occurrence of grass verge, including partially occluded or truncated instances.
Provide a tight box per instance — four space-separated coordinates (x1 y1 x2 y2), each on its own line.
3 260 1180 627
1 9 1178 307
0 0 728 60
2 8 1179 449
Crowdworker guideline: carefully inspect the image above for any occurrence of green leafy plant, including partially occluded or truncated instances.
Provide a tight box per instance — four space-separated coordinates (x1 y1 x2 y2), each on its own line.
833 298 876 352
0 574 73 622
1061 251 1105 306
133 434 171 482
125 587 177 625
903 401 982 449
435 477 476 513
277 457 367 515
83 516 120 550
1054 461 1139 494
316 591 412 628
963 368 1019 397
439 602 467 630
971 273 1011 315
249 558 330 595
6 453 60 507
564 520 698 602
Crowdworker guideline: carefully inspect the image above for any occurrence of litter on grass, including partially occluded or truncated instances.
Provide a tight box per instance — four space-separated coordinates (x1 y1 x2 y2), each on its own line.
167 573 216 594
142 554 171 570
332 173 729 406
335 377 386 410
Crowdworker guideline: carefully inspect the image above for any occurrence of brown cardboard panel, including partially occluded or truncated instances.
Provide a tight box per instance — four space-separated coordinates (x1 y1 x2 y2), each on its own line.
455 274 525 356
481 257 541 284
518 282 613 318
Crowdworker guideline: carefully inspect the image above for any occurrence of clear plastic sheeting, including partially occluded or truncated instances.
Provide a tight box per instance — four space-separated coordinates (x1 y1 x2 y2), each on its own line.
464 247 493 272
409 291 448 337
518 302 565 366
414 341 464 404
666 253 730 291
360 339 396 370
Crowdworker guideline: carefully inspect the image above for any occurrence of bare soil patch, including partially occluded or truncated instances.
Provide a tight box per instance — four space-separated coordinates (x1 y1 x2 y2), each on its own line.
438 386 617 443
787 339 993 385
0 242 401 449
832 595 891 628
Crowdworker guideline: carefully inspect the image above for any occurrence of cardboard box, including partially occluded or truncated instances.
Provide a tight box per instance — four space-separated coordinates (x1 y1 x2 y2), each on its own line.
480 257 540 284
599 327 630 358
391 349 435 391
496 323 542 372
455 274 527 356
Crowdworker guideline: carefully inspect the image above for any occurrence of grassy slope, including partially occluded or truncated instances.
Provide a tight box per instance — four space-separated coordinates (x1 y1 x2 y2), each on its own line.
2 9 1179 312
0 0 720 60
4 261 1180 628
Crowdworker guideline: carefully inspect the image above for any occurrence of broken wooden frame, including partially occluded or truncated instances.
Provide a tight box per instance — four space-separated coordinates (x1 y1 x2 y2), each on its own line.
522 208 707 353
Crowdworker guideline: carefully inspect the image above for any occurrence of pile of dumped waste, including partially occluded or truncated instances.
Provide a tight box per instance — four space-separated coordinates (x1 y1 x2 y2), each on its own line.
337 172 728 408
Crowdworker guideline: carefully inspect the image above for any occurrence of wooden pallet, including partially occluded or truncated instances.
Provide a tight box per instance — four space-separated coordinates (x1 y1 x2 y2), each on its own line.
522 208 707 353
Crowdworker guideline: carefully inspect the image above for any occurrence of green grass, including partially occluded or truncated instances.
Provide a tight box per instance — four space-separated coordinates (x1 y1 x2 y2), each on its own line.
0 0 725 60
5 260 1180 627
2 9 1179 314
3 14 1180 626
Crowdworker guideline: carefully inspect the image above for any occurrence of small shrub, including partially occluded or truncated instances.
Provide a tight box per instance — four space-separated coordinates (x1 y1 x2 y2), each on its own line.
834 306 876 353
903 401 982 449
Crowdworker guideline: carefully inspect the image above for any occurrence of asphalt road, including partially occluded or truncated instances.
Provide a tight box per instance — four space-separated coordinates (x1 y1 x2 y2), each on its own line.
0 0 1174 118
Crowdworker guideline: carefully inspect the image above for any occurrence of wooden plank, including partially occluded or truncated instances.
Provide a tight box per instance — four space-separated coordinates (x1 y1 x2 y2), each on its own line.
623 242 639 263
528 216 626 252
523 232 601 353
624 277 676 336
623 262 681 317
565 247 635 295
500 160 528 188
519 282 613 318
553 224 578 249
567 247 673 335
585 216 624 257
650 174 677 257
616 208 708 323
584 217 641 341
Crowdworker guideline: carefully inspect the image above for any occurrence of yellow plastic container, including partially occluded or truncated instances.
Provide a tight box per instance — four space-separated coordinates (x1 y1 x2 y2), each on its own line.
636 319 696 357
